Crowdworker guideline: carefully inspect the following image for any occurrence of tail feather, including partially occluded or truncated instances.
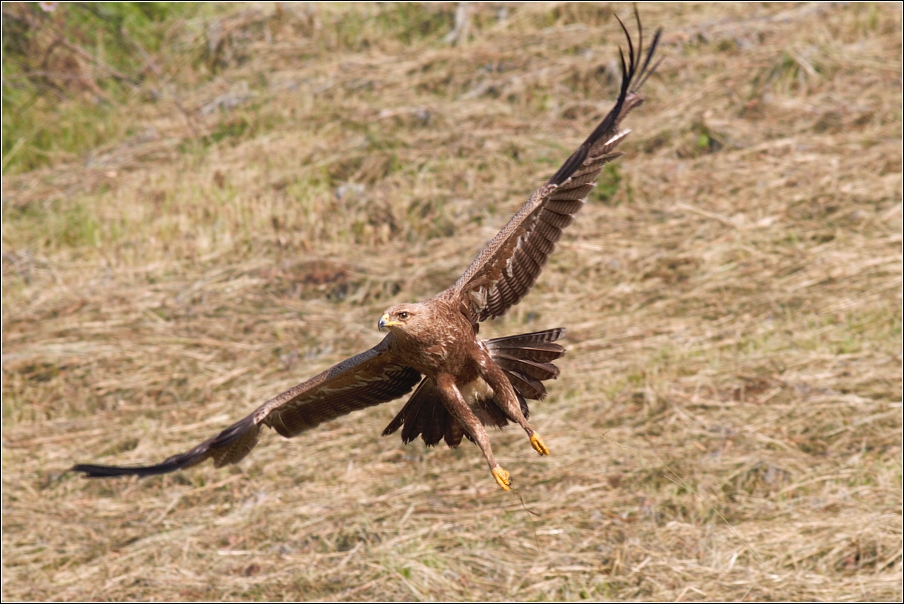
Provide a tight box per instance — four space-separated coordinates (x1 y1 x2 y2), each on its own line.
485 328 566 348
485 329 566 364
493 353 560 381
501 367 548 401
423 394 448 446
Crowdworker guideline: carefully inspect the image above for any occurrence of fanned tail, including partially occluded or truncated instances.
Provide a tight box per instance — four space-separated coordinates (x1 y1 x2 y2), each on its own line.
486 328 566 407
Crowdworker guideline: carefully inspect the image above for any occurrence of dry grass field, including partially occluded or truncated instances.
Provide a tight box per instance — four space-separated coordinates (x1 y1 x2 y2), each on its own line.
2 2 901 600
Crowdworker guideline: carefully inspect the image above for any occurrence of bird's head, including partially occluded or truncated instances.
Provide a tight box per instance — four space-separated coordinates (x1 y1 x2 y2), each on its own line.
378 303 422 334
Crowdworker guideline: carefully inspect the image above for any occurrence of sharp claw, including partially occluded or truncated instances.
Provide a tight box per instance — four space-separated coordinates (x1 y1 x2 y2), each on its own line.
530 433 551 456
492 465 511 491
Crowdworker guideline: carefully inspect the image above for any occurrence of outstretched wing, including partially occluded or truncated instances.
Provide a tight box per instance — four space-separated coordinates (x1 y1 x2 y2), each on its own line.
452 13 662 323
71 334 421 477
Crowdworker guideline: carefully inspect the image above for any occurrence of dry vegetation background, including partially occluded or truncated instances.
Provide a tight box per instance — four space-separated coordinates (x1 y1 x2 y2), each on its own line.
2 2 902 601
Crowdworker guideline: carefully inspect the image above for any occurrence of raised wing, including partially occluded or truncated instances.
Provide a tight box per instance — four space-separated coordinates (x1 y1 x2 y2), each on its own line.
71 335 421 477
452 13 662 323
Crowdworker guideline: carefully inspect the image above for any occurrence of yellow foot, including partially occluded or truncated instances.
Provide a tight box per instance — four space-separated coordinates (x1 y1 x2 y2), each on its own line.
530 433 551 456
492 465 511 491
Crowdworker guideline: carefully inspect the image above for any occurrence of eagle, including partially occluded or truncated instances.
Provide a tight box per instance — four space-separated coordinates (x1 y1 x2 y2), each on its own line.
72 15 661 491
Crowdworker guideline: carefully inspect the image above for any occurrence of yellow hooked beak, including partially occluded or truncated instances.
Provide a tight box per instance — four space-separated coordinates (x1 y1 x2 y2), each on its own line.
378 313 403 331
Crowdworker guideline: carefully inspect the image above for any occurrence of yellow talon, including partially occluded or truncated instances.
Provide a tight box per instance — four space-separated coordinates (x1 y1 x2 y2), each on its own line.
530 433 551 456
492 465 511 491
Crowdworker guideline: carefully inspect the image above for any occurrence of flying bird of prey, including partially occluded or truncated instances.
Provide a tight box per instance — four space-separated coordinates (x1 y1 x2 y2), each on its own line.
73 15 661 491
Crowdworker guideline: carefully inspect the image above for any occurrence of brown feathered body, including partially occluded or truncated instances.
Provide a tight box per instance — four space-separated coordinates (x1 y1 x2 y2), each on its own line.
71 15 661 489
377 294 556 454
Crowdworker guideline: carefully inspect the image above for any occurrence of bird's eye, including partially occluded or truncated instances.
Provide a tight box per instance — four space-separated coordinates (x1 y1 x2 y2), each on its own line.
398 311 409 320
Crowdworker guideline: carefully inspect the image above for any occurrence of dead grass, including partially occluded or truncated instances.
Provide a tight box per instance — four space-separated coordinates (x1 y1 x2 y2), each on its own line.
2 2 901 601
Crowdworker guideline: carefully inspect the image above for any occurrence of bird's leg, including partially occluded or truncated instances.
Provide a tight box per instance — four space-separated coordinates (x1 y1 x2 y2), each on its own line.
475 351 551 456
435 373 511 491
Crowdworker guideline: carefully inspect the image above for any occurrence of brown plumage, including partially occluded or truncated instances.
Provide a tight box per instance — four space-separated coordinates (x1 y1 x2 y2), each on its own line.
71 14 661 490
